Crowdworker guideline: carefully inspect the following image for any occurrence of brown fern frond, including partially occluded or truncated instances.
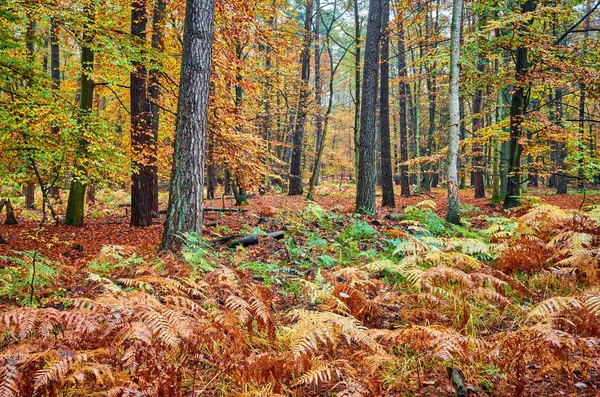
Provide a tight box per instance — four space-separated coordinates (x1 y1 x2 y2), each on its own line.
421 266 474 290
0 360 19 397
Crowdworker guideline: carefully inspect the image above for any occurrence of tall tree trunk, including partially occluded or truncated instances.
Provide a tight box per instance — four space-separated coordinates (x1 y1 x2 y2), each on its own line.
446 0 463 224
355 0 381 215
232 42 248 205
48 21 61 199
397 19 410 197
313 0 323 187
65 2 95 226
353 0 361 181
149 0 167 214
555 88 568 194
308 3 346 200
504 0 536 209
161 0 215 250
24 17 35 209
379 0 394 207
130 0 153 227
288 0 313 196
472 63 485 198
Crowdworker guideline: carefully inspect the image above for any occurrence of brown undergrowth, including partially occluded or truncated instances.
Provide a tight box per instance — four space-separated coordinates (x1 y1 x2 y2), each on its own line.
1 188 600 396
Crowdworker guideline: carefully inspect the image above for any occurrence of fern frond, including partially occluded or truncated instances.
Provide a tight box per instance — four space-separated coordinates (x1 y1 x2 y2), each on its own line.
527 297 583 320
293 358 346 387
0 360 19 397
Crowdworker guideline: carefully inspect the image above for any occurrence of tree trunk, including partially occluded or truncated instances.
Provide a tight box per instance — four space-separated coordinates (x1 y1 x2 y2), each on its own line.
161 0 215 250
312 0 323 187
48 21 61 199
379 0 394 207
0 199 18 225
472 63 485 198
446 0 463 224
288 0 313 196
355 0 381 215
397 19 410 197
353 0 361 181
149 0 166 214
555 88 568 194
504 0 536 209
130 0 153 227
65 2 95 226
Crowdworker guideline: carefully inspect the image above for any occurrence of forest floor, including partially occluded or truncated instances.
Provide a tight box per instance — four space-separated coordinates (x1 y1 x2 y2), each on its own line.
1 184 600 396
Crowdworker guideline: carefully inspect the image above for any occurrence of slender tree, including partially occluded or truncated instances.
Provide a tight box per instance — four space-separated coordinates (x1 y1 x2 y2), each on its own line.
397 17 410 197
352 0 361 180
379 0 394 207
504 0 536 209
48 21 60 198
446 0 463 224
288 0 313 196
355 0 382 215
161 0 215 250
130 0 153 227
65 2 95 226
148 0 167 214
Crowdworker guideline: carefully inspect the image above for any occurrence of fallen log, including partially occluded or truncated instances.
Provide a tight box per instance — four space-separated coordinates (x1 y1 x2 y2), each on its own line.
204 207 248 213
384 214 408 221
211 231 285 248
157 207 247 215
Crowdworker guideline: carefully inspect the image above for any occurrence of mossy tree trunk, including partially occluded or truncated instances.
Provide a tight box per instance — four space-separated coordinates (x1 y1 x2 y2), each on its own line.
65 2 95 226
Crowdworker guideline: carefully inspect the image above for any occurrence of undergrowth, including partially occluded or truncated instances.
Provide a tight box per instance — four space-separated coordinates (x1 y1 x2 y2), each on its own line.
1 202 599 396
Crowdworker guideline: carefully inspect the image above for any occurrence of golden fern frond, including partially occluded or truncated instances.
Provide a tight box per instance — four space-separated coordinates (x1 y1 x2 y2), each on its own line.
583 291 600 316
284 310 380 357
34 349 108 390
415 200 437 210
293 358 346 387
86 273 123 294
527 297 583 320
549 231 593 249
518 204 571 226
298 278 350 314
120 276 206 299
393 235 439 256
447 238 491 257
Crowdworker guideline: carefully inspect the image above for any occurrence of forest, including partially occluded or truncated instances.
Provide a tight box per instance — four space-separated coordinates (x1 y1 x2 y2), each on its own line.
1 0 600 395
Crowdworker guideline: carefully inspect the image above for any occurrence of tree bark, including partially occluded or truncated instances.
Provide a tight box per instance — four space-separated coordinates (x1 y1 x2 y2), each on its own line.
148 0 167 214
288 0 313 196
353 0 361 181
161 0 215 250
473 63 485 198
65 2 95 226
130 0 153 227
379 0 394 207
48 21 61 199
355 0 381 215
504 0 536 209
555 88 568 194
446 0 463 224
397 19 410 197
